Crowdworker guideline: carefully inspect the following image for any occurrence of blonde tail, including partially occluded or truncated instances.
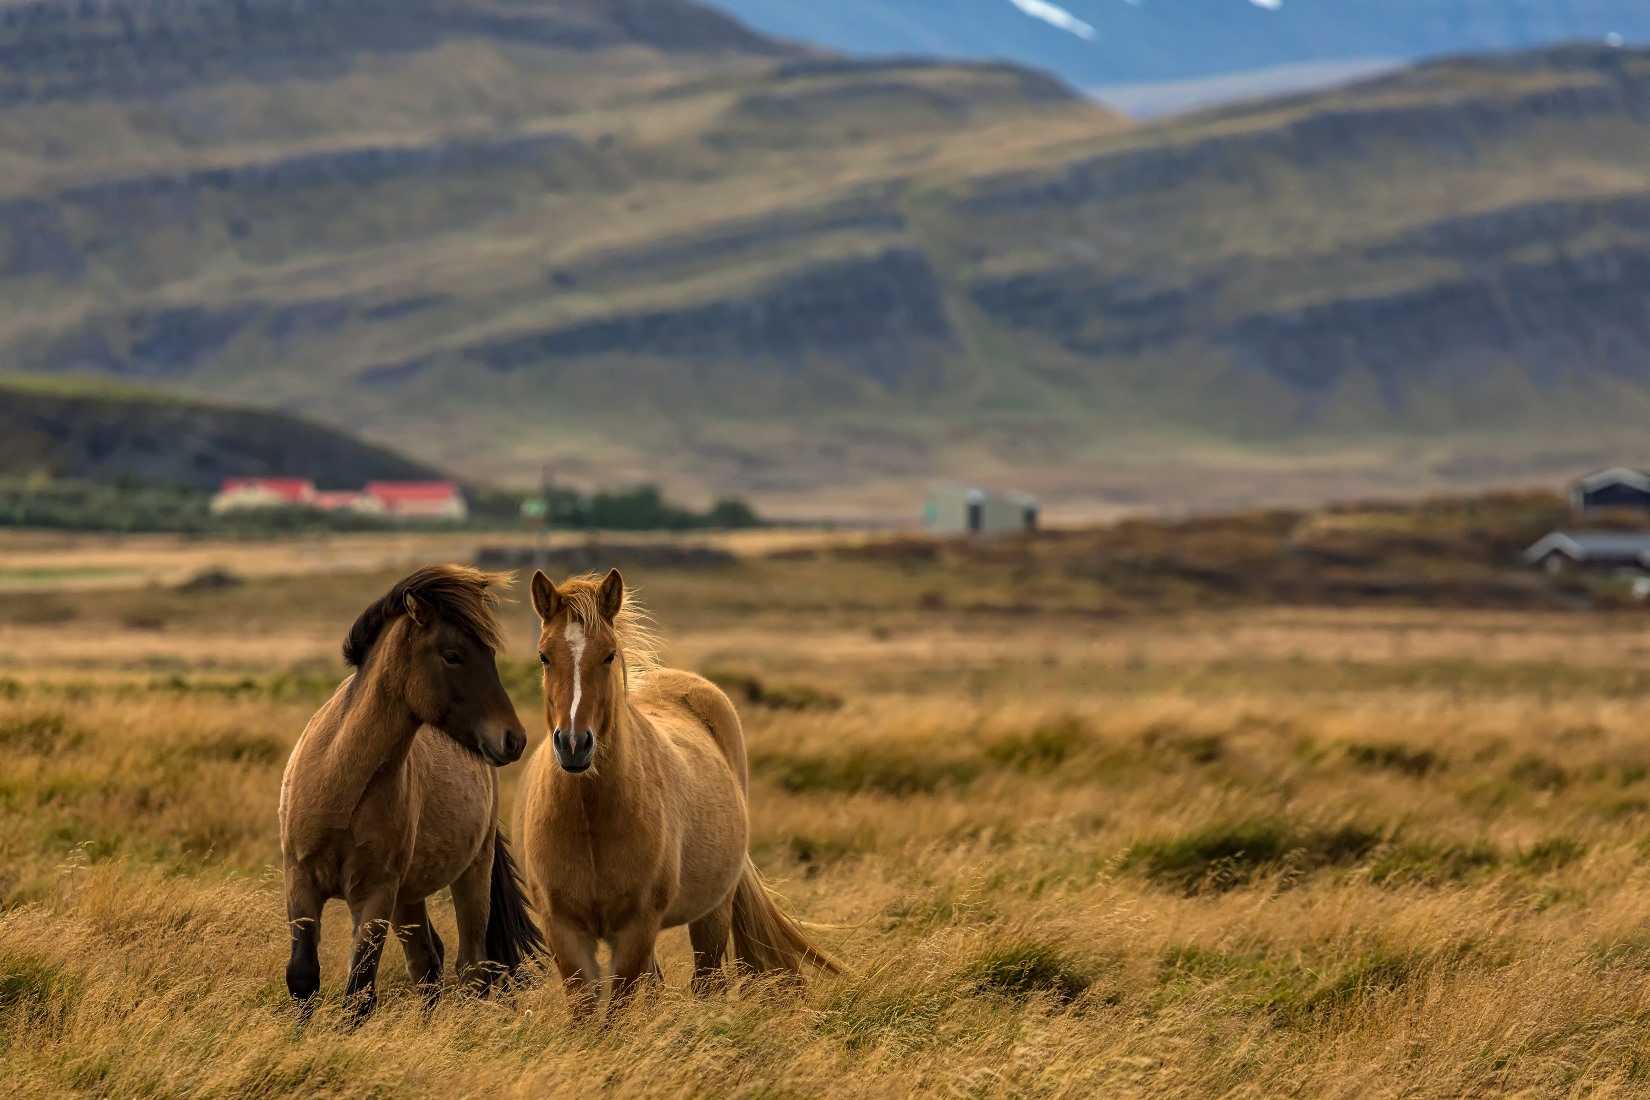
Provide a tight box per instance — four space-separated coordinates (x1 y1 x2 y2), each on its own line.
730 856 841 977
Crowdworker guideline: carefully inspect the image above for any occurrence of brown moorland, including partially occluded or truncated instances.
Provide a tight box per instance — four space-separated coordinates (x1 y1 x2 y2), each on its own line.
6 504 1650 1095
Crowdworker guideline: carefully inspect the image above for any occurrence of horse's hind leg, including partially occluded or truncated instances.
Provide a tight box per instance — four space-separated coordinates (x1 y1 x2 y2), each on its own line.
284 863 324 1021
343 884 397 1025
688 902 732 995
394 899 445 1006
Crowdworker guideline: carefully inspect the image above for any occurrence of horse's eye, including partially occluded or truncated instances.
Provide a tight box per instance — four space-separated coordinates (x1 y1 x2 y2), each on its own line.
538 653 550 666
603 652 616 665
442 652 462 666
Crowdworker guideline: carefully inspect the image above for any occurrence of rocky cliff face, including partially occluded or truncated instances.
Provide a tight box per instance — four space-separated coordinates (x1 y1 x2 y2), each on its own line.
0 0 793 103
949 45 1650 437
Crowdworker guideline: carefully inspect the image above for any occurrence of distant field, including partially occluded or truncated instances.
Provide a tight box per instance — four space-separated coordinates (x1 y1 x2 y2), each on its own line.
5 521 1650 1095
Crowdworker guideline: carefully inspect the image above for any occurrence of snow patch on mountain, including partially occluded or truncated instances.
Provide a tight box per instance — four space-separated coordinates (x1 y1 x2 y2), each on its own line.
1006 0 1096 41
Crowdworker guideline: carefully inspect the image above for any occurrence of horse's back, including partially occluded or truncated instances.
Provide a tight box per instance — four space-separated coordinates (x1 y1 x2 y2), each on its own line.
633 668 748 792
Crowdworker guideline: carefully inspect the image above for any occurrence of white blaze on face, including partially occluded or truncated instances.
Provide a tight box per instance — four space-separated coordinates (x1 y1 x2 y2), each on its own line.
565 621 587 732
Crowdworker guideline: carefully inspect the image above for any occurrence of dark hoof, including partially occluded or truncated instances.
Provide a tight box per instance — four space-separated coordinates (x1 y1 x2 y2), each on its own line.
343 990 377 1028
291 993 319 1026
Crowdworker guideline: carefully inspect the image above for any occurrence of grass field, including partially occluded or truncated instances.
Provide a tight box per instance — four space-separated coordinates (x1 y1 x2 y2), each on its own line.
6 528 1650 1096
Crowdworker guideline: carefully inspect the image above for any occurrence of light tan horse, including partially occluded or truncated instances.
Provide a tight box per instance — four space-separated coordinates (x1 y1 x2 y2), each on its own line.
517 569 838 1018
280 565 543 1022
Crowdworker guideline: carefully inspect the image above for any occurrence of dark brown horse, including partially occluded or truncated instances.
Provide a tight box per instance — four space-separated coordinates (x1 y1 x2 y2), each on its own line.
279 565 542 1022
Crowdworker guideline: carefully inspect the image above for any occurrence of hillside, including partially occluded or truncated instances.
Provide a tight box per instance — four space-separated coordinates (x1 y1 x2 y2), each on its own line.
698 0 1650 93
8 4 1650 514
0 376 443 490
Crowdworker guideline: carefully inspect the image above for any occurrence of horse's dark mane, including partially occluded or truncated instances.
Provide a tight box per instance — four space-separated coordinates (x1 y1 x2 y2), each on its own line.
343 564 510 667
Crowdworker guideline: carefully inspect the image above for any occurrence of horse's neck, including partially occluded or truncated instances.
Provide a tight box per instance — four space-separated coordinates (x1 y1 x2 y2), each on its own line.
315 656 422 819
560 700 653 805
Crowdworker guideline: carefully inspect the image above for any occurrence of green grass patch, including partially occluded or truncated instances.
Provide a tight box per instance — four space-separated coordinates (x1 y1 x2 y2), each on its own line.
1344 741 1440 777
1508 754 1570 792
0 712 83 755
962 936 1093 1005
181 731 286 767
755 748 978 797
817 981 952 1052
984 715 1088 773
1159 944 1422 1021
0 951 78 1020
1369 839 1502 886
1124 819 1382 894
1295 951 1419 1016
702 668 842 712
1518 835 1587 872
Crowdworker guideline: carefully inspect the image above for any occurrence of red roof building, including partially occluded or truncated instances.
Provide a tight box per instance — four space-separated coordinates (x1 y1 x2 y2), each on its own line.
208 478 465 522
210 477 318 513
363 481 468 522
311 490 371 513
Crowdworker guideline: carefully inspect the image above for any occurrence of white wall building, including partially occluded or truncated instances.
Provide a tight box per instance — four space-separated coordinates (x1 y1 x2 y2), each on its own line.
923 485 1037 535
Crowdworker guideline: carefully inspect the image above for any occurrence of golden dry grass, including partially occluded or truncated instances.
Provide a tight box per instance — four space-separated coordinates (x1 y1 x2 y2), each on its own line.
6 542 1650 1096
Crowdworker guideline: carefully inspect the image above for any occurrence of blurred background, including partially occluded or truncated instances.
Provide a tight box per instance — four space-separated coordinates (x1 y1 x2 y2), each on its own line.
16 9 1650 1092
7 0 1650 527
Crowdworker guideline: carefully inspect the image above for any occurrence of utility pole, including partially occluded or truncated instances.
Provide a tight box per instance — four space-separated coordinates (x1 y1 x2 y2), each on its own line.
520 465 554 655
534 463 553 578
520 465 554 575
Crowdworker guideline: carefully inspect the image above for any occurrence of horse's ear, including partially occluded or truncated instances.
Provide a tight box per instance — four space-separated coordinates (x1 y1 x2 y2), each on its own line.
598 568 624 621
404 590 433 627
530 570 559 621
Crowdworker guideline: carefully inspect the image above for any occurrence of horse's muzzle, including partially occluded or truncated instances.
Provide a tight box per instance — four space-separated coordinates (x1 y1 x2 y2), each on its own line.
552 728 596 773
479 727 527 767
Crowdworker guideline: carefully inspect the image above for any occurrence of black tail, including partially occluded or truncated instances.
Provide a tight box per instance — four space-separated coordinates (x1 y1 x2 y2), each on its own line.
486 828 544 976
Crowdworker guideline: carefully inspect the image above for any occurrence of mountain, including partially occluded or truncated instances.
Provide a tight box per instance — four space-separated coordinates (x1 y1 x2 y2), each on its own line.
0 376 444 491
8 3 1650 515
696 0 1650 96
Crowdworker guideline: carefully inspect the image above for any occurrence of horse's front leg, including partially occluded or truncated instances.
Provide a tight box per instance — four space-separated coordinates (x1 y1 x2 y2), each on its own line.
343 880 398 1025
284 863 325 1022
608 919 663 1013
545 913 602 1023
450 839 496 995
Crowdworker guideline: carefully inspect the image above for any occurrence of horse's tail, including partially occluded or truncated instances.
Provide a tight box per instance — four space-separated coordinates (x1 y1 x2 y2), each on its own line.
730 855 841 977
486 827 544 975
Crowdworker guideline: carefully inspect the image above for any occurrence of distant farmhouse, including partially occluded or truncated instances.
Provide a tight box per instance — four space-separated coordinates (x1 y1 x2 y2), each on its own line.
1523 467 1650 574
1523 531 1650 574
1571 467 1650 512
924 485 1037 535
211 478 467 522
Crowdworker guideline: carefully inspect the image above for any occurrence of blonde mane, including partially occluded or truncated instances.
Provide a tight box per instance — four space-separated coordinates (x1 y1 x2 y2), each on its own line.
551 573 663 678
